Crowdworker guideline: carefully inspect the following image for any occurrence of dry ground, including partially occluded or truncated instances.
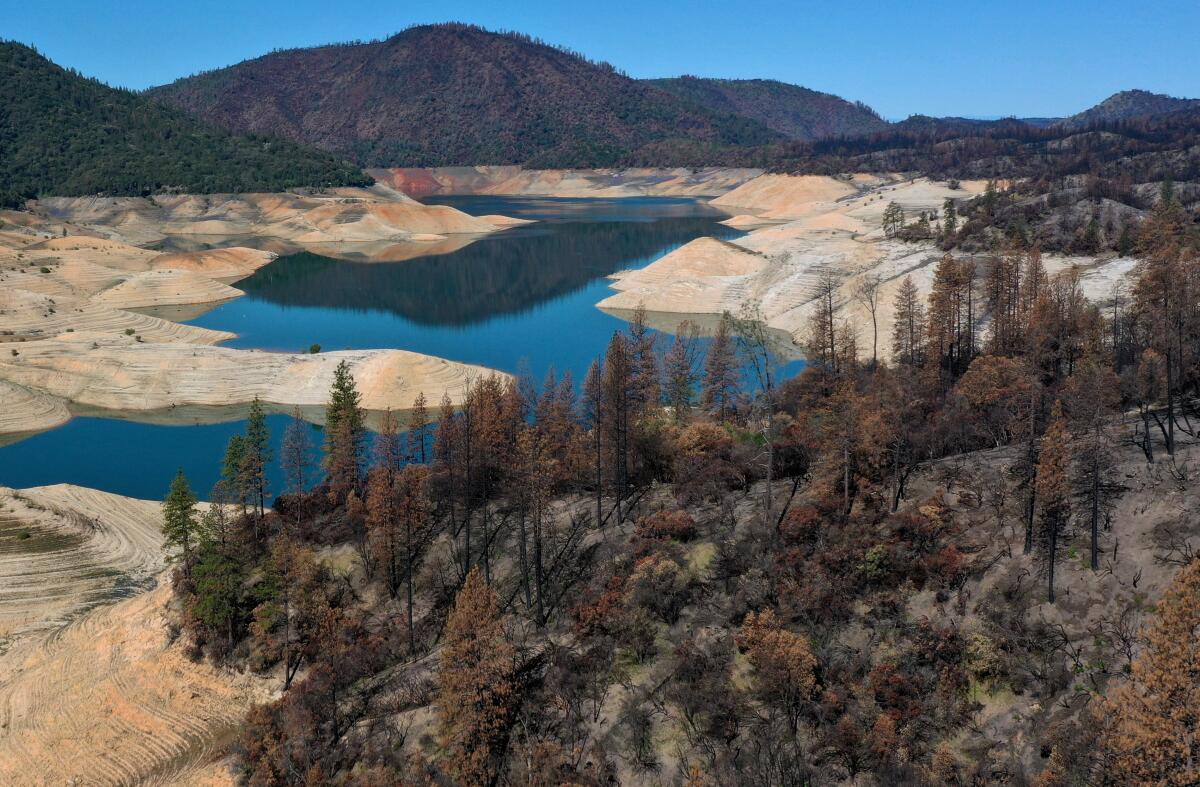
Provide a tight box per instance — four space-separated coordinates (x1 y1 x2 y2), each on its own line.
0 485 274 786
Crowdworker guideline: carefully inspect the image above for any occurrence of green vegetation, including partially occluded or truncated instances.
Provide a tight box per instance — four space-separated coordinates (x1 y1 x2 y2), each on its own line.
0 41 372 208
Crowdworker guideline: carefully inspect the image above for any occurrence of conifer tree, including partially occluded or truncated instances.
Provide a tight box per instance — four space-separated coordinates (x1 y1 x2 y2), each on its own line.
602 332 634 520
373 408 404 471
243 397 271 517
162 469 199 574
437 567 517 787
881 201 904 237
396 464 430 651
664 321 700 422
627 305 661 415
280 407 313 502
325 359 364 459
702 312 739 422
324 361 365 495
582 358 604 527
942 197 958 239
1102 559 1200 784
407 391 430 464
365 465 400 598
1064 363 1121 571
807 274 841 373
890 275 925 366
222 434 248 512
1035 401 1071 603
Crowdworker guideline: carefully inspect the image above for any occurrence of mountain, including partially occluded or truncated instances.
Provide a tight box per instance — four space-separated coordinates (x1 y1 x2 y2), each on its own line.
0 41 371 208
1058 89 1200 129
646 76 888 141
147 24 784 169
890 115 1034 135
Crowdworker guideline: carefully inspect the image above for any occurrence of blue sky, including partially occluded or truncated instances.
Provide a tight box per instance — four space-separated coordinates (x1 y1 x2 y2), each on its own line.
8 0 1198 119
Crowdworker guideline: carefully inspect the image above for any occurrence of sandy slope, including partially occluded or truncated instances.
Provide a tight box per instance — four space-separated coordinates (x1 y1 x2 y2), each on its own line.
0 286 234 345
1 184 515 442
600 174 1141 359
710 173 861 218
0 581 270 786
0 382 71 441
0 484 270 785
148 248 277 282
0 338 496 419
373 166 763 198
602 237 768 315
91 270 243 310
32 185 521 247
0 485 164 640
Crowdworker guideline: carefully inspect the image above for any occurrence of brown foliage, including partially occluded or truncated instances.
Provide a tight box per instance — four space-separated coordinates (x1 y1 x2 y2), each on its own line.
736 609 818 724
634 509 698 542
1101 559 1200 785
437 567 517 787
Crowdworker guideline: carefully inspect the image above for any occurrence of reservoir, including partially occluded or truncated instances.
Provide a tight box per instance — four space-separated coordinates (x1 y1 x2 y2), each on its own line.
0 197 798 499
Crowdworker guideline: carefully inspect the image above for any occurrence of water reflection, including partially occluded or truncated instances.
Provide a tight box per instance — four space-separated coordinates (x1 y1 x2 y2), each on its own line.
234 216 738 327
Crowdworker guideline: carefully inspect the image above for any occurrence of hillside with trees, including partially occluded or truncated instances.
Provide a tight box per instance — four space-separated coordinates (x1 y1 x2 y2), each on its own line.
772 110 1200 255
646 76 889 141
159 189 1200 784
147 24 784 169
0 41 372 209
1057 89 1200 130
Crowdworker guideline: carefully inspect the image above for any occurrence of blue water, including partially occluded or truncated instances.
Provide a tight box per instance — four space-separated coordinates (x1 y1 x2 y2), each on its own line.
0 196 795 500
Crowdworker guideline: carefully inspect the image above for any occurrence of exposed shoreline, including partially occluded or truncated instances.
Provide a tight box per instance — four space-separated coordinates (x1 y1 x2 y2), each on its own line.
596 173 1141 359
0 185 520 442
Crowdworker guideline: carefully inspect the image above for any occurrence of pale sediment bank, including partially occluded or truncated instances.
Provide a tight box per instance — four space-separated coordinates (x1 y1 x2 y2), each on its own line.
372 166 763 198
0 381 71 440
148 247 278 282
0 484 165 639
599 173 1141 360
0 481 270 785
0 184 519 441
0 338 500 425
29 185 526 247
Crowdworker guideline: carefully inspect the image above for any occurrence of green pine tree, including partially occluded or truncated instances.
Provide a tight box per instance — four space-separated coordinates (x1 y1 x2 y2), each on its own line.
191 544 245 645
162 469 199 574
324 360 365 477
943 198 958 240
222 434 248 511
244 397 272 516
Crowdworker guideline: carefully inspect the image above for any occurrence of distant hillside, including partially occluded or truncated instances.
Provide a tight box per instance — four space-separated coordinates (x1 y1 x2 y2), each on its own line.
1058 89 1200 129
148 24 784 169
646 76 888 141
0 41 371 208
890 115 1034 135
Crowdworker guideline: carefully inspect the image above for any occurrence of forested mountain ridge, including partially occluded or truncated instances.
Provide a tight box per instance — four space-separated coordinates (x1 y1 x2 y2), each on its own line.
0 41 372 208
1057 88 1200 130
646 76 889 141
147 24 785 169
769 105 1200 254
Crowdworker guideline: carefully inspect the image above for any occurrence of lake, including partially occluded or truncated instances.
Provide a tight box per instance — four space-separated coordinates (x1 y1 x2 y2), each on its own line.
0 196 799 500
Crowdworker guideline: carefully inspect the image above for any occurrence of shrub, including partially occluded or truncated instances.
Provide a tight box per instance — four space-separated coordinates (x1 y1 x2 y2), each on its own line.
626 553 690 624
634 510 697 542
671 421 742 503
